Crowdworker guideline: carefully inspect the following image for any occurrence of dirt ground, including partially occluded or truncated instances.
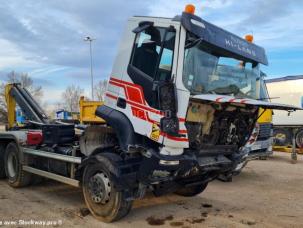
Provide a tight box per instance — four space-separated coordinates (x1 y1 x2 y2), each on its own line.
0 152 302 228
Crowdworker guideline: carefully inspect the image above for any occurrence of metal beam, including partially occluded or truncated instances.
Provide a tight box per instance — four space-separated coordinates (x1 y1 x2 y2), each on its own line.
23 148 82 164
23 166 80 187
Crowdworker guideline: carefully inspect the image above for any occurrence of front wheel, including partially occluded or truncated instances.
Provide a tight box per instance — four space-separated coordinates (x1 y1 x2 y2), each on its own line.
175 182 208 197
82 154 133 222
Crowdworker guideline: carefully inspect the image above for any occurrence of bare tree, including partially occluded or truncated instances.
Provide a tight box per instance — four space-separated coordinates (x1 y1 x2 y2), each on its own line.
61 85 84 112
6 71 43 99
0 71 43 123
94 79 108 101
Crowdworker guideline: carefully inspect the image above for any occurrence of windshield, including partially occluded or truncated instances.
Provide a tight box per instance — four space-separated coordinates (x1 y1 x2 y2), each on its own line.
182 40 260 99
259 72 270 101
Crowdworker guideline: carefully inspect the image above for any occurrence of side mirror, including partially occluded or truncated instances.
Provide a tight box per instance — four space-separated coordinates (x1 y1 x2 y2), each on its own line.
132 21 154 33
158 82 179 136
160 117 179 136
158 82 177 113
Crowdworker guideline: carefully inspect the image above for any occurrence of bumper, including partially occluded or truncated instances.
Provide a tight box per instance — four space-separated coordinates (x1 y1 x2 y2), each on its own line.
232 138 273 174
247 138 273 160
137 148 240 186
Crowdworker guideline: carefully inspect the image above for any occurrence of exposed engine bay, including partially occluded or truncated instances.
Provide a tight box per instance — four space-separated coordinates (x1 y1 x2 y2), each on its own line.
185 100 258 151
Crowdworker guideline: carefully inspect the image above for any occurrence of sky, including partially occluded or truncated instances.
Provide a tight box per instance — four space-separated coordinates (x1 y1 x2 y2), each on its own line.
0 0 302 105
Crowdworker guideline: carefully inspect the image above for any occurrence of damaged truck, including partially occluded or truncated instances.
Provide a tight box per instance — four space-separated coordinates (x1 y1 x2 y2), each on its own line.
0 4 299 222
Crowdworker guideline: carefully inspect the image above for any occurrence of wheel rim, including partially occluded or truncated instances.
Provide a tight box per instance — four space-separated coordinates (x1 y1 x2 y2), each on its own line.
88 172 111 205
274 132 287 145
295 130 303 148
7 152 17 178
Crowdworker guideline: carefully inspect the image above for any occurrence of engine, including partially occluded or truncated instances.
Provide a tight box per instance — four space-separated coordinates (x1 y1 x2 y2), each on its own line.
185 100 258 151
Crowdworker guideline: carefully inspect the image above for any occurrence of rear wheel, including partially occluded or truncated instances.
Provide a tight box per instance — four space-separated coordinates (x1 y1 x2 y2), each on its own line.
175 182 208 197
82 154 133 222
4 142 32 187
0 144 6 179
295 128 303 148
273 128 292 146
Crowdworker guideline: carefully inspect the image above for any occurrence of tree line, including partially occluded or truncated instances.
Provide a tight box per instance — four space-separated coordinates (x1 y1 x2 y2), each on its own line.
0 71 108 123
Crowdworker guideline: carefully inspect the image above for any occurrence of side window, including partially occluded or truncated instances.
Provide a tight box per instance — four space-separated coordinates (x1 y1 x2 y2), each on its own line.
157 31 175 81
130 26 176 81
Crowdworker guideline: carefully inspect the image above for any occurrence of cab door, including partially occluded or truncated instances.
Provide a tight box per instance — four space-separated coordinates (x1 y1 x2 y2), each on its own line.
127 21 179 109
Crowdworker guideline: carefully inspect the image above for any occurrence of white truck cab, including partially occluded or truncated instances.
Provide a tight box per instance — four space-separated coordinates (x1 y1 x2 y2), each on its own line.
99 6 293 156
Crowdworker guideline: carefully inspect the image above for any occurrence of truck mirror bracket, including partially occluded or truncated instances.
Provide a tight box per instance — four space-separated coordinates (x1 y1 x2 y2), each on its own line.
132 21 154 33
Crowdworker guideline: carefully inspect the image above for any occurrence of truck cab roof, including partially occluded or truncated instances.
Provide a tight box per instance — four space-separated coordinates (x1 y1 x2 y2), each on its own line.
131 12 268 65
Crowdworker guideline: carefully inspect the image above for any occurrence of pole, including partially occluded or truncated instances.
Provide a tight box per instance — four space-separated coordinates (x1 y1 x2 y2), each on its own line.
291 128 297 164
84 36 95 100
89 40 94 100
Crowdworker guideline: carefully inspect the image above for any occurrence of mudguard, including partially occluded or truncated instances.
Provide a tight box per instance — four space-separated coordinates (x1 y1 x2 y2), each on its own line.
95 105 136 151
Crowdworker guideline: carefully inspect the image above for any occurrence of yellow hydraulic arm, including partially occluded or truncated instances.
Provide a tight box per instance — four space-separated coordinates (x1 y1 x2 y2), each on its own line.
5 84 16 129
4 83 49 129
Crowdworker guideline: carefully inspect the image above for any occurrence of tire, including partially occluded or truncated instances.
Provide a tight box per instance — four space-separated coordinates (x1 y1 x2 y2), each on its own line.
82 153 133 222
0 144 6 179
175 182 208 197
4 142 32 187
295 128 303 148
273 128 292 146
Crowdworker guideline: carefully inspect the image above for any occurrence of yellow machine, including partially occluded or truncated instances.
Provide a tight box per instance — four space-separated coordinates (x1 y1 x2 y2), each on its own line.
266 76 303 154
245 76 274 159
258 108 272 123
79 96 105 124
261 103 303 155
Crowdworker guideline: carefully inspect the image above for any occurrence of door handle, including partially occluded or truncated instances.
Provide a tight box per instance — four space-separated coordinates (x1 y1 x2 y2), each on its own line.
117 97 126 109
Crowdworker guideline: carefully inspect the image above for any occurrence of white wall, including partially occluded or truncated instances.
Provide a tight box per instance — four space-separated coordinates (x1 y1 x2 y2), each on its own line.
267 79 303 125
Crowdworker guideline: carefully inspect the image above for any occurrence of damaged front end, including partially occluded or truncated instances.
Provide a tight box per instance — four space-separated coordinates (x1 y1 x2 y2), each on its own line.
180 98 259 182
136 99 259 195
136 95 300 195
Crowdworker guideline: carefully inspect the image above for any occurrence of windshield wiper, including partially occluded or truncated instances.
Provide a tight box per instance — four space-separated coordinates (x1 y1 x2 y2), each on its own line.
211 84 240 95
257 97 279 100
185 37 202 49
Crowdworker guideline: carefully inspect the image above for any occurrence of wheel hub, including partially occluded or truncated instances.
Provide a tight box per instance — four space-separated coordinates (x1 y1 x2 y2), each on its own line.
7 153 17 178
88 172 111 204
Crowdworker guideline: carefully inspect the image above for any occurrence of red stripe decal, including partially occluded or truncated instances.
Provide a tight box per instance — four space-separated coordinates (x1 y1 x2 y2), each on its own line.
229 98 237 102
162 133 189 142
215 97 224 102
179 130 187 134
131 107 147 120
109 77 188 142
127 86 144 104
106 93 118 100
109 78 184 119
109 80 129 99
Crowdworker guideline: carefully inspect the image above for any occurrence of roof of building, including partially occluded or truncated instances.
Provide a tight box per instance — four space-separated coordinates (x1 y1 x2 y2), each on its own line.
265 75 303 83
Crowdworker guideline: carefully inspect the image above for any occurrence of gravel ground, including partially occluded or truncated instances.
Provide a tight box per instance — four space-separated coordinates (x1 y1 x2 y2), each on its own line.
0 152 302 228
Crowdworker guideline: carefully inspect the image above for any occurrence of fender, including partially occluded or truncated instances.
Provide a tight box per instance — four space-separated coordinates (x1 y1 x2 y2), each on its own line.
95 105 136 151
78 152 140 192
